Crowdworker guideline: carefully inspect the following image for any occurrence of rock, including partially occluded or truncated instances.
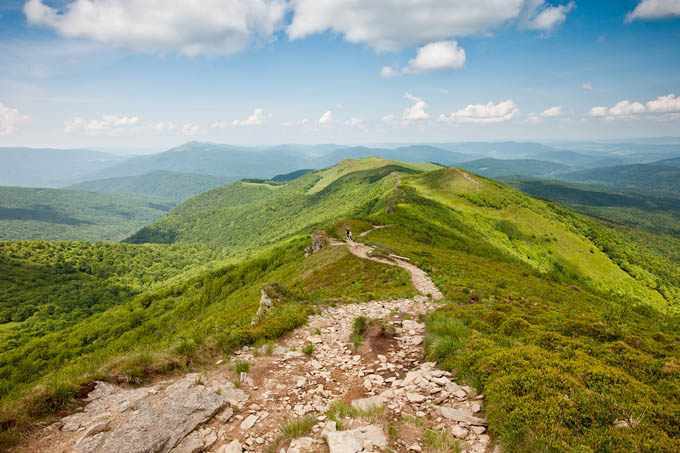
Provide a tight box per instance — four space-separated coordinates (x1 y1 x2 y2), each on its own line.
306 230 328 255
217 440 242 453
351 394 386 412
408 445 422 452
172 428 217 453
437 406 487 426
216 407 234 423
451 424 468 439
307 335 323 344
240 414 258 430
75 421 110 445
74 375 227 453
288 437 315 453
406 393 426 403
321 421 337 437
471 426 486 435
471 402 481 413
411 335 424 346
361 425 388 448
251 288 273 325
614 419 630 429
324 430 364 453
239 372 254 386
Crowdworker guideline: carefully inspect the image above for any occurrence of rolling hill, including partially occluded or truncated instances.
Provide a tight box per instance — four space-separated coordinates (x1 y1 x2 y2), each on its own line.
0 186 173 242
560 162 680 196
1 157 679 452
67 171 233 202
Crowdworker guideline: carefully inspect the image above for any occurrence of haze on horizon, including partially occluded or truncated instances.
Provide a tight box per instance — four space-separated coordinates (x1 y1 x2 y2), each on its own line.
0 0 679 150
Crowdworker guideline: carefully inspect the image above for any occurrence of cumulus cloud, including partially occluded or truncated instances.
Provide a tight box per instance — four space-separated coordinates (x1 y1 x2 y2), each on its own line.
382 40 466 76
439 100 519 124
646 93 680 112
589 100 646 120
541 105 563 117
523 1 575 31
403 92 429 120
231 108 271 126
345 117 363 128
182 123 200 136
0 102 31 135
288 0 574 51
24 0 288 55
626 0 680 21
587 106 608 117
153 121 177 131
440 88 449 94
64 114 139 135
318 110 333 124
582 82 593 90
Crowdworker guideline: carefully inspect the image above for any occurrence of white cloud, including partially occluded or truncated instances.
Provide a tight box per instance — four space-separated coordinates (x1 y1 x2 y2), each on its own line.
24 0 289 56
626 0 680 21
646 93 680 113
382 40 466 77
524 1 575 31
541 105 562 117
231 108 271 126
527 114 543 123
380 66 400 77
0 102 31 135
345 117 363 128
382 114 396 124
588 100 646 120
440 88 449 94
182 123 200 136
318 110 333 124
582 82 593 90
288 1 574 51
153 121 177 131
402 92 429 120
439 100 518 124
64 114 139 135
588 106 608 117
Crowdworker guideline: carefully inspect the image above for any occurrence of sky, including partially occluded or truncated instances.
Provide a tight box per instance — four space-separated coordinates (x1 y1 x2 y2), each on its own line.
0 0 679 152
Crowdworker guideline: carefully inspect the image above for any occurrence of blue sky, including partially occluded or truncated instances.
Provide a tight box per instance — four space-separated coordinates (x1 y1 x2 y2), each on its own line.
0 0 679 152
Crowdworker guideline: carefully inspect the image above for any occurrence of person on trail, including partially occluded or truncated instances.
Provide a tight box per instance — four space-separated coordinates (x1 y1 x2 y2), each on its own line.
346 228 353 241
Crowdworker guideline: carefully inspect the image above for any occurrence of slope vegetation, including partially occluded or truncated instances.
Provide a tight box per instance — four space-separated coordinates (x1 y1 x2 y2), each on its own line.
1 158 679 452
67 171 232 202
0 186 173 242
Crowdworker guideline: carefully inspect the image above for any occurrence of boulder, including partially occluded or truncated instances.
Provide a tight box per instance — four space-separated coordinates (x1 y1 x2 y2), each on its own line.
324 430 364 453
437 406 487 426
74 375 227 453
217 440 242 453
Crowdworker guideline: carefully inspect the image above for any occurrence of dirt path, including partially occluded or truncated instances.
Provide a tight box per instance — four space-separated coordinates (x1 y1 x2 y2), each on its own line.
12 230 498 453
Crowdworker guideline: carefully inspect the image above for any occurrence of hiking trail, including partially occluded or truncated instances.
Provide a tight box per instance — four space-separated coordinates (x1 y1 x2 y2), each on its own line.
11 227 500 453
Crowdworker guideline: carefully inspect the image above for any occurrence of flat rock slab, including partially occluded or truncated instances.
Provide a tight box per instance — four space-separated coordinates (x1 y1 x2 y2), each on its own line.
74 374 227 453
437 406 487 426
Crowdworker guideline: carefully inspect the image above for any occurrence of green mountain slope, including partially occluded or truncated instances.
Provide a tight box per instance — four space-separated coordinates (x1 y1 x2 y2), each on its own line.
1 158 679 451
560 162 680 196
125 158 440 252
67 171 233 202
0 186 174 242
504 178 680 238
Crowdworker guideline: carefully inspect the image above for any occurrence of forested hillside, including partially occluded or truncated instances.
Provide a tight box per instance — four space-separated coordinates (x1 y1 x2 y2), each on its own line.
1 158 679 452
0 186 173 242
67 171 232 202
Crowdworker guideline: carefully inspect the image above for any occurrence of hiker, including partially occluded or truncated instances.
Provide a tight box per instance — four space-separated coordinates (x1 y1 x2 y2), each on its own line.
346 228 353 241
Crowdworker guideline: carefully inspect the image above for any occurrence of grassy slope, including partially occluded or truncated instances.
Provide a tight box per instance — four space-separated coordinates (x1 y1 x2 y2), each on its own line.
67 171 233 202
125 158 434 253
2 159 679 451
561 163 680 196
503 178 680 239
0 186 173 242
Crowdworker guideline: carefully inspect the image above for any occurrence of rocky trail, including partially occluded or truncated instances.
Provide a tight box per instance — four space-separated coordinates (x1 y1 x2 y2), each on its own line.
11 229 500 453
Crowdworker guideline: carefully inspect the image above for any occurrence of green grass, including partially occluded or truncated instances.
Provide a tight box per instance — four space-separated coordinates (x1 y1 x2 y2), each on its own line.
350 316 368 348
279 415 317 437
0 186 174 242
302 344 315 356
424 429 462 453
2 158 680 452
234 360 252 373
